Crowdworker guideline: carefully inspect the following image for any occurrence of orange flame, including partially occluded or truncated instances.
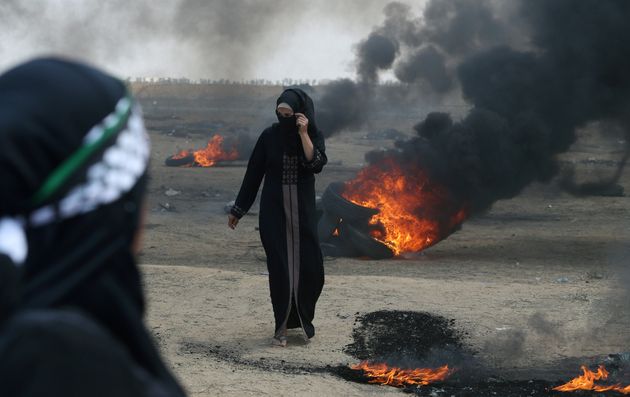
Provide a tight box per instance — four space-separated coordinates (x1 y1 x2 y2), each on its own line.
192 134 239 167
170 134 239 167
553 365 630 394
350 361 454 387
342 157 467 255
171 149 190 160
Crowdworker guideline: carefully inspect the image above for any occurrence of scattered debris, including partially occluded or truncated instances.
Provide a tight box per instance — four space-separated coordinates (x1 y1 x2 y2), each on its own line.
158 202 176 212
555 277 569 284
165 188 181 197
579 158 622 167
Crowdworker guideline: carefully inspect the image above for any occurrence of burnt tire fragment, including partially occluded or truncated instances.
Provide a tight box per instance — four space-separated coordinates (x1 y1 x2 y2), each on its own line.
164 154 194 167
315 196 323 221
320 241 361 258
343 223 394 259
321 182 379 222
317 212 341 243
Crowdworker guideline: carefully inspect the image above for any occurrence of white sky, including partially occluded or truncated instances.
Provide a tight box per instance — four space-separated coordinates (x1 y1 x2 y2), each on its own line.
0 1 427 81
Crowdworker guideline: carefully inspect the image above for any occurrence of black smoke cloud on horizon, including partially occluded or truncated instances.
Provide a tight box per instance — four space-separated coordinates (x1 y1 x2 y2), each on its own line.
356 33 399 84
332 0 630 213
317 0 517 136
317 79 370 138
361 1 517 92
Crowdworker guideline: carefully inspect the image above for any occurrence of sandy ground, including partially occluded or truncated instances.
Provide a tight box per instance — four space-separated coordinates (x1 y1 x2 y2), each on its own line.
134 84 630 396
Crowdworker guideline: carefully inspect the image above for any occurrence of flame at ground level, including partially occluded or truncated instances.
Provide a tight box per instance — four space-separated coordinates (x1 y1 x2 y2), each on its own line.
350 361 454 387
342 157 468 255
171 134 239 167
172 149 190 160
554 365 630 394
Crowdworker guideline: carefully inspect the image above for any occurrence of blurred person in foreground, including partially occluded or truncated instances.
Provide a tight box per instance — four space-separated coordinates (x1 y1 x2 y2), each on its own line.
0 58 186 397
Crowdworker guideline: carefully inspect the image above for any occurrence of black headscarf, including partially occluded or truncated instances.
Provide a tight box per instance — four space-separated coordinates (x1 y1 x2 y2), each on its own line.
0 58 185 396
275 88 324 156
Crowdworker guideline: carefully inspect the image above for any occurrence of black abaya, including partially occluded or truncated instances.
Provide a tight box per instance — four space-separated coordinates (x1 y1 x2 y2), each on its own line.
231 89 327 339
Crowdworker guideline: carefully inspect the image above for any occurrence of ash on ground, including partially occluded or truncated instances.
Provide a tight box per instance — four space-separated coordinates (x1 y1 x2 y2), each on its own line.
334 310 628 397
343 310 468 365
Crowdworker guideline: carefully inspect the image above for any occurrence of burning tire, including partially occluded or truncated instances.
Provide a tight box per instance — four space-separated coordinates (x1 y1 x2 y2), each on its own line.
164 154 194 167
320 241 361 258
317 212 340 243
343 223 394 260
315 196 323 221
321 182 379 222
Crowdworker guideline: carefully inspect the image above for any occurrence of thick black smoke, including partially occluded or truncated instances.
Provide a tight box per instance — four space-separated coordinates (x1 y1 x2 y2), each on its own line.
318 0 517 136
394 45 452 92
369 0 515 89
422 0 512 57
356 33 399 84
317 79 370 138
361 0 630 213
316 29 398 137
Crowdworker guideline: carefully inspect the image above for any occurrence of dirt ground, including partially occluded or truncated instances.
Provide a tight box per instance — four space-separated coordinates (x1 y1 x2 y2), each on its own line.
134 84 630 396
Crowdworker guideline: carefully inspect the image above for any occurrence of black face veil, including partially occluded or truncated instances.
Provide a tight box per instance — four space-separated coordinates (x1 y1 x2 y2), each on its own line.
275 88 325 156
0 58 183 394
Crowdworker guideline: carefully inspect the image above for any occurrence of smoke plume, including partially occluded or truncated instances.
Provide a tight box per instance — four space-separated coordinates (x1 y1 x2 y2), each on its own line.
317 0 518 136
356 33 399 84
352 0 630 213
362 0 518 89
317 80 371 138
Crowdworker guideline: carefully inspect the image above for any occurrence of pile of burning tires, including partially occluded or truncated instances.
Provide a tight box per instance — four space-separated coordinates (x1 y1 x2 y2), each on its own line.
317 182 394 259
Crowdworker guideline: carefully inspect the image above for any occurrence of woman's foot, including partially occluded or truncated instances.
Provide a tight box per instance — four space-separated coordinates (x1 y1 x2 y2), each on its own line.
271 335 287 347
272 329 288 347
300 327 310 342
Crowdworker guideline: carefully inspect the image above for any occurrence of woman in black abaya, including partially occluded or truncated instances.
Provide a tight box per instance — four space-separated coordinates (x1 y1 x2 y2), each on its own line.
228 88 327 346
0 58 186 396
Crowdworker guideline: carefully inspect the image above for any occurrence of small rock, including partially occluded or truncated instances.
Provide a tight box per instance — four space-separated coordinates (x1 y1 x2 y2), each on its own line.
587 272 604 280
495 326 511 331
165 188 181 197
159 202 176 212
556 277 569 283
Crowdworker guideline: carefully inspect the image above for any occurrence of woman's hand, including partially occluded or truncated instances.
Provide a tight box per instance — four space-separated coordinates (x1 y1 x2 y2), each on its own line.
296 114 315 161
295 113 309 135
228 214 239 229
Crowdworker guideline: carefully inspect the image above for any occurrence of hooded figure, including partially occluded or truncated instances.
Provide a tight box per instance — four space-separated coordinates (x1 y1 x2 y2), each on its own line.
229 88 326 346
0 58 186 397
